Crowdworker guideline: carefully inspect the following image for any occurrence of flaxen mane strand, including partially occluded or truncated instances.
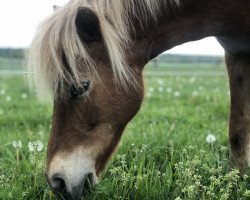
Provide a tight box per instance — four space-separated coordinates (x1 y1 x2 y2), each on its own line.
28 0 179 97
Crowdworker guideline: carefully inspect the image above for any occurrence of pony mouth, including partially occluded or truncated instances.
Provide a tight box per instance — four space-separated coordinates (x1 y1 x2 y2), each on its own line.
47 171 98 200
82 173 97 194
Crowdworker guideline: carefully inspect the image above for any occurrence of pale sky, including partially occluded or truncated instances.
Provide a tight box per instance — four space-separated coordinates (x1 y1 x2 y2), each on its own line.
0 0 224 56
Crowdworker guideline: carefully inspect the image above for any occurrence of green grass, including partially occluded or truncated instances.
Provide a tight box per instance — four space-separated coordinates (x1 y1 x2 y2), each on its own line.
1 71 250 200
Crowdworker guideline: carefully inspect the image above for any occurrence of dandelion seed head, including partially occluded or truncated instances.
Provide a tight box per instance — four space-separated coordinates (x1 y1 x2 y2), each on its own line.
192 91 199 97
147 92 152 98
157 79 164 85
6 96 12 102
149 87 154 92
158 87 164 92
0 89 6 95
28 140 43 152
22 93 28 99
166 87 172 93
174 91 181 97
12 140 22 149
189 77 196 83
206 134 216 144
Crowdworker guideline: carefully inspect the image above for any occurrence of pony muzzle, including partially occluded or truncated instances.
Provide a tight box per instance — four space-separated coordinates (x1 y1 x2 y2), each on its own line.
47 172 97 199
46 148 98 199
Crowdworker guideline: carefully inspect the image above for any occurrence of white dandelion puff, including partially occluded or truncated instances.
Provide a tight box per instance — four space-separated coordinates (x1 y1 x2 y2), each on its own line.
158 87 164 92
189 77 196 83
0 89 6 95
147 92 152 98
157 79 164 85
28 140 43 152
192 91 199 97
12 140 22 149
206 134 216 144
6 96 12 102
166 87 172 93
174 91 180 97
22 93 28 99
149 87 154 92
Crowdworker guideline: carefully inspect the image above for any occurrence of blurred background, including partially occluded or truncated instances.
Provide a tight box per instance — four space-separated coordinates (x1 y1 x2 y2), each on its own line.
0 0 225 75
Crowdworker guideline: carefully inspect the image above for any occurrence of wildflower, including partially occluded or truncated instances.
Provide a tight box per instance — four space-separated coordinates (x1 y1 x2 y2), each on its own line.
149 87 154 92
29 140 44 188
192 91 199 97
157 79 164 85
244 190 250 197
0 89 6 95
147 92 152 98
13 140 22 171
21 93 28 99
214 88 219 92
48 191 56 198
189 77 196 83
206 134 216 144
174 91 180 97
5 96 12 102
158 87 164 92
12 140 22 149
166 87 172 93
28 140 43 152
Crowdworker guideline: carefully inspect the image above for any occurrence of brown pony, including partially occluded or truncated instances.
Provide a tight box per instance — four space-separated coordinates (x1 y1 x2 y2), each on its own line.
28 0 250 199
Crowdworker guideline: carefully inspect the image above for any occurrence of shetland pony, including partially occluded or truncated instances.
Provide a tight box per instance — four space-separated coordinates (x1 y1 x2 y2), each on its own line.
29 0 250 199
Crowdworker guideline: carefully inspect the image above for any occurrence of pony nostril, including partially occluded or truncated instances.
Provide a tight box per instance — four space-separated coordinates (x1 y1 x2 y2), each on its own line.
51 176 66 194
47 172 97 199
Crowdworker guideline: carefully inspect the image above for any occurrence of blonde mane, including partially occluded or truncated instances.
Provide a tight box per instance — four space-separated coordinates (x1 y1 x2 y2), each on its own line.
28 0 179 97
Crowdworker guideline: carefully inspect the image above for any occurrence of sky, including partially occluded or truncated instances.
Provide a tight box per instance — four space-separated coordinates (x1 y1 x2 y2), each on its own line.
0 0 224 56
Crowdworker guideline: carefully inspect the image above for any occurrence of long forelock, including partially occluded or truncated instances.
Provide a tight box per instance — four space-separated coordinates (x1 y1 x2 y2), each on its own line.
28 0 179 98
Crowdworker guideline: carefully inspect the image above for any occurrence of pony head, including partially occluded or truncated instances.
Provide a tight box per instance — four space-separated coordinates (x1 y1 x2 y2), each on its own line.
28 0 165 198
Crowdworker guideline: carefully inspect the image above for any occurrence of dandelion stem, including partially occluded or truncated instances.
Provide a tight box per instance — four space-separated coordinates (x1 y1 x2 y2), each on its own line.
16 148 20 171
34 148 39 188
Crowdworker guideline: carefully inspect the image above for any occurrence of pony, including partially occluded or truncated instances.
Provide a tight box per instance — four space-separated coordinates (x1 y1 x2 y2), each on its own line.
28 0 250 199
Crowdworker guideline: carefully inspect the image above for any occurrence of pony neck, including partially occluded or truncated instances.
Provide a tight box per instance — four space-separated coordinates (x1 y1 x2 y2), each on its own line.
144 0 250 59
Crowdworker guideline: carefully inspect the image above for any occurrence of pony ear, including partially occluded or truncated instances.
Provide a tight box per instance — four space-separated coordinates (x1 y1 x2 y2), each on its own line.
75 8 101 43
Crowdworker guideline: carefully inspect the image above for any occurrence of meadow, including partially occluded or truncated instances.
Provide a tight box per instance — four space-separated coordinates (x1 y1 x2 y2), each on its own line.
1 65 250 200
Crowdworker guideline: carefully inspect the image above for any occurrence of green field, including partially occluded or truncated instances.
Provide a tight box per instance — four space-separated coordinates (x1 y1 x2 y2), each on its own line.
1 69 250 200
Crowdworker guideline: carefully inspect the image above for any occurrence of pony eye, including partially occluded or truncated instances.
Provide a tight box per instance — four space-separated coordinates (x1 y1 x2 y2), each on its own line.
71 81 90 97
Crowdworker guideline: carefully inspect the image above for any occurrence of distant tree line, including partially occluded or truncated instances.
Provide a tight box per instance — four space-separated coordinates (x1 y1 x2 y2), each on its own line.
0 48 25 59
155 54 224 64
0 48 224 66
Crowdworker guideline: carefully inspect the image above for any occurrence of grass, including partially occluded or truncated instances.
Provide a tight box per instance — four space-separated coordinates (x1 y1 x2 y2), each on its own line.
1 69 250 200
